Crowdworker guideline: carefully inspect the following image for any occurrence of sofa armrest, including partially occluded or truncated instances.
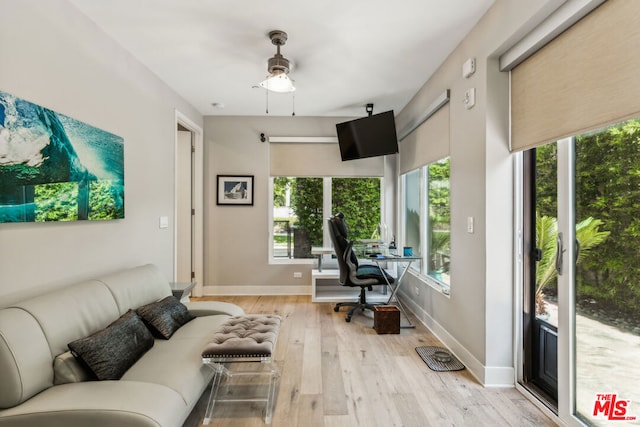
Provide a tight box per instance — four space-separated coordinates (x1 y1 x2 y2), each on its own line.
0 381 186 427
183 301 245 317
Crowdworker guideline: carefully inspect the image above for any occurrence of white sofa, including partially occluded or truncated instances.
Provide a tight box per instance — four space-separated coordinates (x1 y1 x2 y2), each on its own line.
0 264 244 427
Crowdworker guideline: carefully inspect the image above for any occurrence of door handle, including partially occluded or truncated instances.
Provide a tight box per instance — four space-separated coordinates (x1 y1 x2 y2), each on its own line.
555 232 566 275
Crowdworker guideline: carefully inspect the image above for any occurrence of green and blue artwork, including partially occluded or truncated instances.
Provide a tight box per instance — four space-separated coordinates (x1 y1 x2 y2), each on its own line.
0 90 124 222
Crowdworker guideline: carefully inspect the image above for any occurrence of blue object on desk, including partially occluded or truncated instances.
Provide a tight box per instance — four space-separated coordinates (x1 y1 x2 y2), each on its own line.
403 247 413 256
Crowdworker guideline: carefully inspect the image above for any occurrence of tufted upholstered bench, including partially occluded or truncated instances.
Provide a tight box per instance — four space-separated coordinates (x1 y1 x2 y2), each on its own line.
201 314 282 424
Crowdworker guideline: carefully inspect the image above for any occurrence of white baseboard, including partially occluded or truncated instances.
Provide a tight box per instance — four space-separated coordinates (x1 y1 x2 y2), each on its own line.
203 285 310 296
399 291 515 387
484 366 516 387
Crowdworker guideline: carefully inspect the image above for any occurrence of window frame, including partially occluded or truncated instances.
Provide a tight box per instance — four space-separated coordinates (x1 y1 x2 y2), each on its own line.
269 176 385 265
426 157 451 287
399 157 451 294
400 168 423 273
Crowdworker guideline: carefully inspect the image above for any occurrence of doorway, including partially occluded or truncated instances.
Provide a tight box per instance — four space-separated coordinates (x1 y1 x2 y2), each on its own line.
521 144 559 408
175 111 204 297
176 128 193 283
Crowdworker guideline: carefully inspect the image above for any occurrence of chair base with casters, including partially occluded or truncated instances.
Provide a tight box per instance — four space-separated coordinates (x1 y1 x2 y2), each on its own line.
334 285 383 322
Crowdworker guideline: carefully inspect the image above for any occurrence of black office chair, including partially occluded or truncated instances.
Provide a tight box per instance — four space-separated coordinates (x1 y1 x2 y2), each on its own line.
328 213 395 322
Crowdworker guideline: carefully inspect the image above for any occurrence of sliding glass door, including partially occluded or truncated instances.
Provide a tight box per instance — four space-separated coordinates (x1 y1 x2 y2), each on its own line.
523 119 640 425
572 122 640 425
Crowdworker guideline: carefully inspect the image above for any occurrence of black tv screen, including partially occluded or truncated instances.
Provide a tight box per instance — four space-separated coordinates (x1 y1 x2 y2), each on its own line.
336 110 398 161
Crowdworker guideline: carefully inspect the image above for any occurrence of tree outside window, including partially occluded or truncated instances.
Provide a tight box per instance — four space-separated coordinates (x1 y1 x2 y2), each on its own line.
273 177 382 259
427 157 450 285
332 177 381 242
401 157 451 288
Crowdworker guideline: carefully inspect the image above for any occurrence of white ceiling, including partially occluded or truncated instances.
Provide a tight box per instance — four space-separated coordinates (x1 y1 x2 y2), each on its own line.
68 0 495 117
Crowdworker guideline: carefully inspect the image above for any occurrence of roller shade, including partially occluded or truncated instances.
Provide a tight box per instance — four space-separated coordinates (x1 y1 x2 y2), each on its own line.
511 0 640 152
399 103 450 174
270 142 384 177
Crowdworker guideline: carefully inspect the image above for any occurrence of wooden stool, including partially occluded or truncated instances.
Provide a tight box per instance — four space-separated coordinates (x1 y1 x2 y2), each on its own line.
201 315 281 424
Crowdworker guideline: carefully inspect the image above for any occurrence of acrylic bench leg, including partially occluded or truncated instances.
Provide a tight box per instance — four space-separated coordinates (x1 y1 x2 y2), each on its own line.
264 364 280 424
203 363 225 425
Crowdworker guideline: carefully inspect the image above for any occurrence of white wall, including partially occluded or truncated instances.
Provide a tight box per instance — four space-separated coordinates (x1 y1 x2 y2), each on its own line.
0 0 202 306
203 116 358 294
396 0 561 385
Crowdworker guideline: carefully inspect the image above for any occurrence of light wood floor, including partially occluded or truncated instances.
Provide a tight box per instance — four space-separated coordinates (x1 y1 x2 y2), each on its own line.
185 295 556 427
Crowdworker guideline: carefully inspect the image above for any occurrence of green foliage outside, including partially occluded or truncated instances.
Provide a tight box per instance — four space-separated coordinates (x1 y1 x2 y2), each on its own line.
427 158 450 278
427 158 450 226
273 235 288 244
535 119 640 316
273 177 324 248
535 213 609 314
273 177 382 250
290 178 324 247
332 177 381 241
273 177 290 208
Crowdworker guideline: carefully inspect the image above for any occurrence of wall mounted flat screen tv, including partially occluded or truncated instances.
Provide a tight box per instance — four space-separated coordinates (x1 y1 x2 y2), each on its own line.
336 110 398 161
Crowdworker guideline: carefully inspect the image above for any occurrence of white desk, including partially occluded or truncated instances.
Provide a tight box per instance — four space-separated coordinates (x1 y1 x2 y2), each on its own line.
371 255 421 328
311 247 334 272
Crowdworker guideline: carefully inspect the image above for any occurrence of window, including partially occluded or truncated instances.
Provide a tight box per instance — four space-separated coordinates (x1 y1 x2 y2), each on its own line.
403 169 421 258
272 176 382 260
331 178 381 242
273 177 323 259
400 157 451 288
426 157 450 285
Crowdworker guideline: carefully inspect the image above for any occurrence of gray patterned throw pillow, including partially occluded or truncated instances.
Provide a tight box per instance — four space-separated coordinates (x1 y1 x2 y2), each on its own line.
68 310 154 380
136 296 195 339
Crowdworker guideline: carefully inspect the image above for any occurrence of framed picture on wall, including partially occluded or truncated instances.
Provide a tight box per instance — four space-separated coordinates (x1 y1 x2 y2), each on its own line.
0 89 125 223
216 175 254 206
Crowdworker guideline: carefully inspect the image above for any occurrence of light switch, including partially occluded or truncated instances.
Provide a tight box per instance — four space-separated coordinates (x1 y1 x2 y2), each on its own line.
467 216 474 233
464 88 476 110
159 216 169 229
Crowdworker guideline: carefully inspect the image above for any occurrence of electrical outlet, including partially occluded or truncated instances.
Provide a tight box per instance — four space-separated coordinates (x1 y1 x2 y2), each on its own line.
415 286 420 296
293 272 302 279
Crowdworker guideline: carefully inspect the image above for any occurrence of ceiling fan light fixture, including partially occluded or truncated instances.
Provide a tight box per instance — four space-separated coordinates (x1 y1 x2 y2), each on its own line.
260 30 296 93
259 72 295 93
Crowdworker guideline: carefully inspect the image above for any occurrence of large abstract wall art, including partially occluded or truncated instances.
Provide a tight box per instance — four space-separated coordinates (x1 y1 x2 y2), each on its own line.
0 90 124 223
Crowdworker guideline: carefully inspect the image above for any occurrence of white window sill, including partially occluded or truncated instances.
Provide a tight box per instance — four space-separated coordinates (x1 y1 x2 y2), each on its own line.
269 258 315 265
407 269 451 298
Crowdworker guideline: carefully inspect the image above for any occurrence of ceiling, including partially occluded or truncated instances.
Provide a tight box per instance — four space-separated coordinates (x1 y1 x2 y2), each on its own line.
68 0 495 117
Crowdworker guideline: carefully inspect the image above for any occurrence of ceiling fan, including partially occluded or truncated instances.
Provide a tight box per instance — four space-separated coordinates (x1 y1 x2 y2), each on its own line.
259 30 295 93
